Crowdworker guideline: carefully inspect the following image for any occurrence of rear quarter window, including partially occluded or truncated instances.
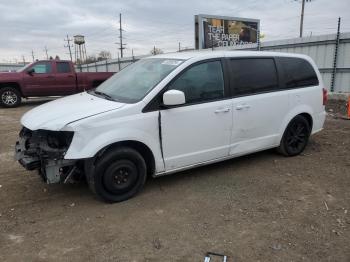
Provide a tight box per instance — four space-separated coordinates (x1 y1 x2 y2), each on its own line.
278 57 319 88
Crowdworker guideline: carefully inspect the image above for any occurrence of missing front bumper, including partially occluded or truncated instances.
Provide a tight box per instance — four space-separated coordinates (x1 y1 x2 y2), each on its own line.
15 127 77 184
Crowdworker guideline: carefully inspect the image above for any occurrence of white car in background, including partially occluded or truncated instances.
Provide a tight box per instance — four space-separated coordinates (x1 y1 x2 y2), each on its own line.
15 51 327 202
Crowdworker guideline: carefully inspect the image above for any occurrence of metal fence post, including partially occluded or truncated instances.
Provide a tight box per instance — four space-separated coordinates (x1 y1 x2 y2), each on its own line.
105 60 108 72
95 61 98 72
330 17 341 92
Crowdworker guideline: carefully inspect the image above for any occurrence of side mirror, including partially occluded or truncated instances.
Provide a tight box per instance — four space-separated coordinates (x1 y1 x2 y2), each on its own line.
26 68 35 75
163 90 185 106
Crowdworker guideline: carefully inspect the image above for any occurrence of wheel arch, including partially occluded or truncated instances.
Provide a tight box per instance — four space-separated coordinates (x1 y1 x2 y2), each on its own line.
279 106 314 143
0 82 23 97
298 112 313 130
94 140 156 177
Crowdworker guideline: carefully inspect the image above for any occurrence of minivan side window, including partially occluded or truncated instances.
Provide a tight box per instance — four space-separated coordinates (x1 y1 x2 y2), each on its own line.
57 62 71 73
167 61 224 104
229 58 278 96
279 57 319 88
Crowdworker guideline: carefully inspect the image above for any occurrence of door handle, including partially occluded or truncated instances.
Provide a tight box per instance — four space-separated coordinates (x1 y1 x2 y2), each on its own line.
214 108 230 113
236 104 250 110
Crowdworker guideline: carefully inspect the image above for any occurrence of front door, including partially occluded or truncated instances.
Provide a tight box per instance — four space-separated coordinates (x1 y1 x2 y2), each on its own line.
161 60 233 171
22 61 56 96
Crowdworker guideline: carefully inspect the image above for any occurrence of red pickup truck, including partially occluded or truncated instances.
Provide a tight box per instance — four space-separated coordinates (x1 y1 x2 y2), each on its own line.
0 60 114 107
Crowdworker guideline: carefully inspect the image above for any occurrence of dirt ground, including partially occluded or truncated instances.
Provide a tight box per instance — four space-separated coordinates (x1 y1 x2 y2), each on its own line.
0 99 349 262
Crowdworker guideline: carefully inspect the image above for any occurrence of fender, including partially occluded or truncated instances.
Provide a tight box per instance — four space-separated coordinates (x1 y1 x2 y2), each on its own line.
64 127 165 173
277 103 314 143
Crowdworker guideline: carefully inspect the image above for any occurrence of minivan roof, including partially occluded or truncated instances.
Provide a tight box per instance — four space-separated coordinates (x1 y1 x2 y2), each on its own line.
150 50 311 61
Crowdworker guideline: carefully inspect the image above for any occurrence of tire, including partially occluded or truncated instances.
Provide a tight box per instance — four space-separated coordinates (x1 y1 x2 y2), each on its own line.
86 147 147 203
278 115 311 157
0 87 21 108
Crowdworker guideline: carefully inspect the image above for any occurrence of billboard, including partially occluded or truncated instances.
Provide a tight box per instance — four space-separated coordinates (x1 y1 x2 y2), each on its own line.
195 14 260 49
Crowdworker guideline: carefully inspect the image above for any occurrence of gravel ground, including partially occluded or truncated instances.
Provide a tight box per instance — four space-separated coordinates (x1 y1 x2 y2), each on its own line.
0 99 349 262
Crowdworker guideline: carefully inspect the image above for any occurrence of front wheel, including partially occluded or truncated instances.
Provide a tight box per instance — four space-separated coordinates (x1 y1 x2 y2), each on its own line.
0 87 21 108
278 115 311 156
86 147 147 203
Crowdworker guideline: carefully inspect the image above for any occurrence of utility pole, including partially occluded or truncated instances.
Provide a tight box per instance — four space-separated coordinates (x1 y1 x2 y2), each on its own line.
299 0 312 38
44 46 49 59
64 34 73 61
21 55 25 65
116 13 126 58
299 0 305 37
153 46 156 55
178 42 181 52
31 50 35 62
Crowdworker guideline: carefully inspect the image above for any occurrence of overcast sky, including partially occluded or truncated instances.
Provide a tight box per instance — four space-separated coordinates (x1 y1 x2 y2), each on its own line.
1 0 349 63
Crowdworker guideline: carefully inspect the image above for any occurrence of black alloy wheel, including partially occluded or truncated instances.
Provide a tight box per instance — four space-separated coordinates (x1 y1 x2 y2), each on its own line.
278 115 311 156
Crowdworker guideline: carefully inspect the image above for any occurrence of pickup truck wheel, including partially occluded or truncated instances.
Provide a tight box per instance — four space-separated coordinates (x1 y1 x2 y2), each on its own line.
87 147 147 203
0 87 21 108
278 115 311 156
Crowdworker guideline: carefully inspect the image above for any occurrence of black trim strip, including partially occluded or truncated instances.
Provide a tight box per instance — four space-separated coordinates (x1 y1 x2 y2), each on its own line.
158 111 165 165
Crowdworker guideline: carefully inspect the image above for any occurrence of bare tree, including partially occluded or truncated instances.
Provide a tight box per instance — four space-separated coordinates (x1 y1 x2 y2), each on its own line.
97 50 112 61
85 55 97 64
150 47 163 55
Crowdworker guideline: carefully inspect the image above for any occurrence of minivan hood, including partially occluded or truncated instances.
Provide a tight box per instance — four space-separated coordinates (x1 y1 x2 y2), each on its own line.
21 92 125 131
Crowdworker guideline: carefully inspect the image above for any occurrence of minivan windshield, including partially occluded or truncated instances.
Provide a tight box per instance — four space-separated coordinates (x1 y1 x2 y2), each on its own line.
92 58 185 103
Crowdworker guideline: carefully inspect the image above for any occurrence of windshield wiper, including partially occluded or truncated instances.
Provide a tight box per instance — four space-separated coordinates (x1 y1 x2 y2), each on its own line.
92 90 115 101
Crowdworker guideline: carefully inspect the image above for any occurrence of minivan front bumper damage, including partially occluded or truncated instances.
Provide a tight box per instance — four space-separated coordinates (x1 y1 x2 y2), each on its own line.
15 127 78 184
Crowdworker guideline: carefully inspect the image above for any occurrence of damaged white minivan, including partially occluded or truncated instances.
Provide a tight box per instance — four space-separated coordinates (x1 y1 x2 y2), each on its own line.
15 51 327 202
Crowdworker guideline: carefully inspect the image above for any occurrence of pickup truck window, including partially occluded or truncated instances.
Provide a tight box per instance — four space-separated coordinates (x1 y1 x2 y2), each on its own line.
94 58 184 103
32 62 52 74
57 62 71 73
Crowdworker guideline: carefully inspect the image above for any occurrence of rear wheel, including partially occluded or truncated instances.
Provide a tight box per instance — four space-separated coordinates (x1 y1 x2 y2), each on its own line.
86 147 147 203
278 115 311 156
0 87 21 108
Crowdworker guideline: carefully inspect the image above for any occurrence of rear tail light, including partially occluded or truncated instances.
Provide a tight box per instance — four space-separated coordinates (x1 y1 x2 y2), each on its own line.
323 88 328 106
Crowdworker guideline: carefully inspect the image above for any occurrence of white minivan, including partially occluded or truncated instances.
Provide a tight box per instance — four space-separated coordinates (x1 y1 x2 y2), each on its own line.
15 51 327 202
